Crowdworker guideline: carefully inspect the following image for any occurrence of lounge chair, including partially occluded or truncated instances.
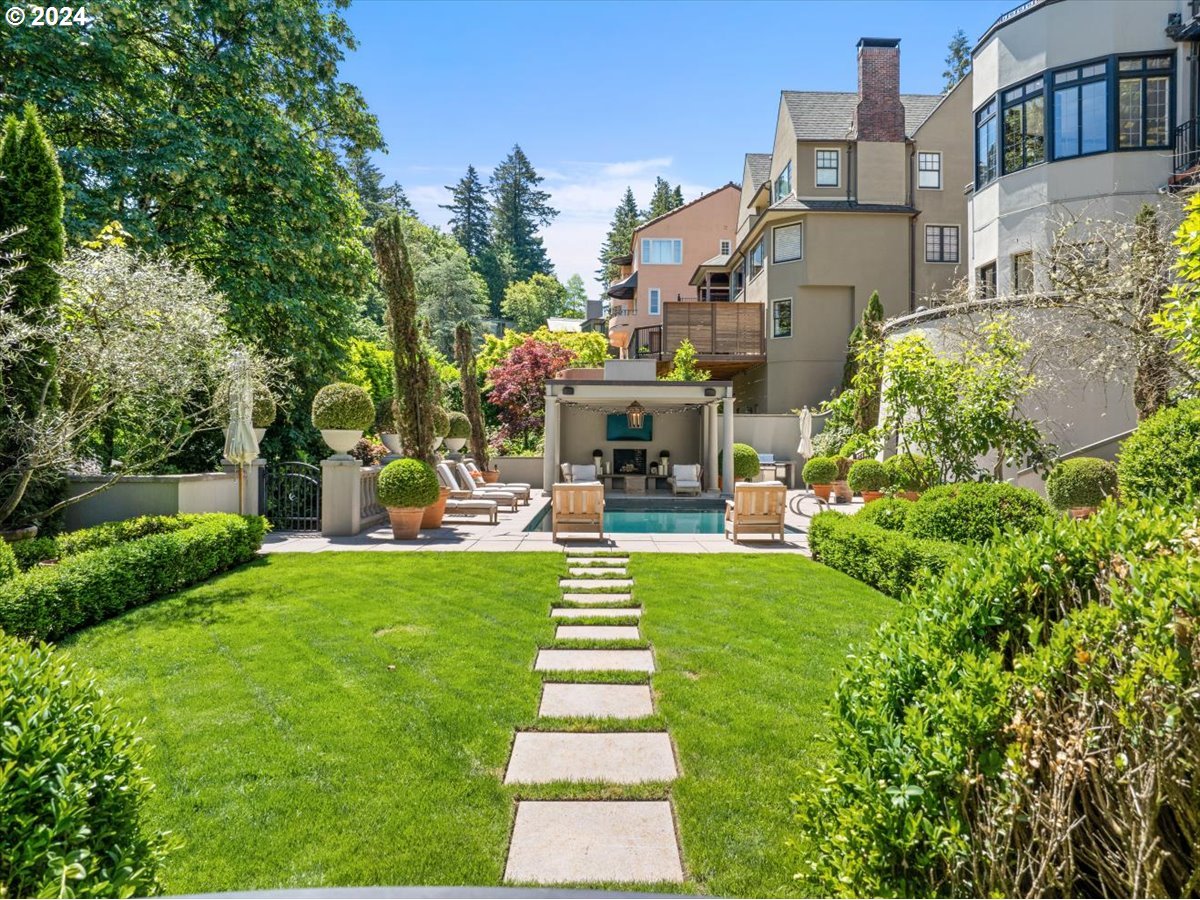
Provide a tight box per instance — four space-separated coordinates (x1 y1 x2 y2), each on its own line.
551 482 604 541
457 461 529 505
442 497 498 524
437 463 519 512
463 460 531 503
724 481 787 542
669 464 702 496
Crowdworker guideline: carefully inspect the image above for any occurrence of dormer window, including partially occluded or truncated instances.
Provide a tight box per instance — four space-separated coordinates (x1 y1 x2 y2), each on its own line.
816 149 840 187
773 163 792 201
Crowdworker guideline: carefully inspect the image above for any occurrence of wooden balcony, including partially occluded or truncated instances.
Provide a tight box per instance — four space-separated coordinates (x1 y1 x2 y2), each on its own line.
631 301 765 378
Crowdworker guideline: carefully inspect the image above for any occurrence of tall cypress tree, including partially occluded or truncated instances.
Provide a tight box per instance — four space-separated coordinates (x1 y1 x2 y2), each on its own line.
597 186 641 286
853 291 886 432
647 177 683 220
441 165 491 260
454 322 490 471
489 144 557 282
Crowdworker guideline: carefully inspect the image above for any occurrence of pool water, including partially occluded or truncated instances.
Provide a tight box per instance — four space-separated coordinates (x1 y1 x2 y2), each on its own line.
526 504 728 534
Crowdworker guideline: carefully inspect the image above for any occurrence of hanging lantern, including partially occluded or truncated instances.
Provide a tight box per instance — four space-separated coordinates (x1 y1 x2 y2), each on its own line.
626 400 645 429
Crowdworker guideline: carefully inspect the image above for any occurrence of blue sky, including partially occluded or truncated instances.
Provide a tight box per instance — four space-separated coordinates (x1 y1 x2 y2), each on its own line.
340 0 1014 292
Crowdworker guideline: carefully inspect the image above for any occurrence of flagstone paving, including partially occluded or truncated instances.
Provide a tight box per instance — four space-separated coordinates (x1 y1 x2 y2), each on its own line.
503 549 685 885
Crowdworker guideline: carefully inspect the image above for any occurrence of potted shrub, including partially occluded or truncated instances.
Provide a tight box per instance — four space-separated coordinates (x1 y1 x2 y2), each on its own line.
802 456 838 501
444 411 472 454
429 405 450 454
376 396 401 454
312 382 374 458
377 457 441 539
719 442 761 489
251 386 276 443
1046 456 1118 518
848 458 889 503
831 456 853 503
884 453 936 501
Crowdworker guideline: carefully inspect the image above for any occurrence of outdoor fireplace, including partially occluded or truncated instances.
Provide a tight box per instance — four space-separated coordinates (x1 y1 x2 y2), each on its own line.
613 448 646 475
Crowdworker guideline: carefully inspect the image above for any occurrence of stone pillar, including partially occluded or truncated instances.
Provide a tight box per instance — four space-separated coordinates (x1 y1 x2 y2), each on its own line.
542 393 559 496
321 457 362 537
721 399 734 494
706 403 720 492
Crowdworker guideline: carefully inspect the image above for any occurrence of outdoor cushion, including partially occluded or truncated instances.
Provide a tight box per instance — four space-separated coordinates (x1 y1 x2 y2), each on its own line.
672 464 701 482
561 463 573 481
572 464 597 482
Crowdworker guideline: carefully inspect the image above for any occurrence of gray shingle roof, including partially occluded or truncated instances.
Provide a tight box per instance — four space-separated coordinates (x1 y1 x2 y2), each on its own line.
744 153 772 188
781 91 944 140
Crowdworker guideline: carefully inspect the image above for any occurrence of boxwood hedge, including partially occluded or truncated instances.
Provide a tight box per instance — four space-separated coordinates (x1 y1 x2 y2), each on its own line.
903 481 1050 545
11 513 207 570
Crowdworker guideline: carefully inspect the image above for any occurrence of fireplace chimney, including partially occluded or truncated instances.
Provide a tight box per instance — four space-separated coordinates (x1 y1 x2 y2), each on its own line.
854 38 905 142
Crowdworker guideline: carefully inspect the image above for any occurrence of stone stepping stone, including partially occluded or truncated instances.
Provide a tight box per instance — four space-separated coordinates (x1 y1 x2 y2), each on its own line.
504 732 677 784
568 566 627 577
560 578 633 590
555 625 641 641
561 592 632 604
566 557 629 566
505 801 683 884
536 649 654 672
551 607 640 619
539 683 653 719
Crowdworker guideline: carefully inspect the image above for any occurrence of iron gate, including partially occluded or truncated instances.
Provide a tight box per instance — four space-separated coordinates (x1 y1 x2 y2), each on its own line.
259 462 321 531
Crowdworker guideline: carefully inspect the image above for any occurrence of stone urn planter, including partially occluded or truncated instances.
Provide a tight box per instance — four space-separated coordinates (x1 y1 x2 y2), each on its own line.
377 457 441 541
311 383 374 460
0 524 38 543
320 428 363 458
420 486 452 528
379 433 402 454
253 427 267 444
443 437 467 454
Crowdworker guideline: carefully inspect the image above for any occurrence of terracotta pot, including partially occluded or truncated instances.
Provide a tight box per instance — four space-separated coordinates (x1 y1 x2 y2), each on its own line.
1068 506 1097 519
862 490 884 503
898 490 921 502
420 486 451 528
832 480 853 504
481 469 501 484
387 507 424 540
812 483 832 501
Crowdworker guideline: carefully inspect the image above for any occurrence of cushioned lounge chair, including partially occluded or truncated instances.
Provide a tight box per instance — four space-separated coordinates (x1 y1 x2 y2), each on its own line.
463 460 531 503
436 463 518 512
457 462 529 505
442 497 498 524
551 482 604 541
724 481 787 542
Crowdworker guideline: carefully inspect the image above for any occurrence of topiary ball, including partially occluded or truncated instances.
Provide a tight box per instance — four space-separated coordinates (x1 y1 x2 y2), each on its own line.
377 457 440 509
447 410 472 439
1117 398 1200 507
732 443 761 480
0 632 170 898
883 453 938 493
251 385 277 428
802 456 839 485
1046 457 1119 511
905 481 1052 545
429 405 450 438
311 382 374 431
847 458 888 492
855 496 913 531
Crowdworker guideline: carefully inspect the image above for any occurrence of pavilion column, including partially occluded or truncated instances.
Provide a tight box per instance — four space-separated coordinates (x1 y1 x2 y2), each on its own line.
542 393 559 495
721 397 734 493
705 403 719 492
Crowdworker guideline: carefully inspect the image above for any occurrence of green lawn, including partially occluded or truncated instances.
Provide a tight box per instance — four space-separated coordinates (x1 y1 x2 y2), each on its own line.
63 552 893 896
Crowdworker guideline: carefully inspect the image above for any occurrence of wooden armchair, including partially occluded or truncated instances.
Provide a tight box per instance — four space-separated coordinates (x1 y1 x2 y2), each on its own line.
724 481 787 542
551 482 605 541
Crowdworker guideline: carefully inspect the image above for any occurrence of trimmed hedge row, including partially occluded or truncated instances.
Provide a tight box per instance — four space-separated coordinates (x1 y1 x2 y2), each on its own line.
0 513 268 641
0 540 17 583
903 482 1051 545
809 510 962 598
11 513 207 570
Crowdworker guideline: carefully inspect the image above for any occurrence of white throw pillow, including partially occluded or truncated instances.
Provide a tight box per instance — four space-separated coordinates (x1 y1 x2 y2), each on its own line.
673 464 699 482
572 464 596 482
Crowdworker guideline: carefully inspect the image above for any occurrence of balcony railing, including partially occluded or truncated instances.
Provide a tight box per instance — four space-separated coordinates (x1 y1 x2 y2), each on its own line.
1174 119 1200 173
630 301 764 361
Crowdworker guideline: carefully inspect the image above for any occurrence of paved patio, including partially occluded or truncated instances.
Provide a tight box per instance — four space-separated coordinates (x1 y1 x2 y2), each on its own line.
260 489 860 554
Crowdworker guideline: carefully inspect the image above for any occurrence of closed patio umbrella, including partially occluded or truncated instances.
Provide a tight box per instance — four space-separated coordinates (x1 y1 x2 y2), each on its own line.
796 406 814 459
223 351 260 515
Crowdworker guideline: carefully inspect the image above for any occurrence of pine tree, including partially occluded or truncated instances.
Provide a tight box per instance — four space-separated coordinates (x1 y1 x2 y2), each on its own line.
597 186 641 287
563 274 588 317
647 177 683 220
440 165 491 260
943 28 971 91
454 323 490 470
489 144 557 283
347 153 414 227
373 214 437 465
853 292 886 432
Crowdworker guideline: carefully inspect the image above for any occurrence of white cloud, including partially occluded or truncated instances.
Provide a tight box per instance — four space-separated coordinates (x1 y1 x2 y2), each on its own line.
402 158 711 300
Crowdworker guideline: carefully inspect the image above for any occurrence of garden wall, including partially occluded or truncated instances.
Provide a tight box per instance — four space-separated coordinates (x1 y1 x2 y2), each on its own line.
733 413 800 462
65 471 243 530
493 456 545 489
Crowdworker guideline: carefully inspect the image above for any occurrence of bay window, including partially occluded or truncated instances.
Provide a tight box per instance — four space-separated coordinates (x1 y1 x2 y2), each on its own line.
1002 77 1045 174
976 98 998 186
1053 62 1107 158
1118 56 1171 148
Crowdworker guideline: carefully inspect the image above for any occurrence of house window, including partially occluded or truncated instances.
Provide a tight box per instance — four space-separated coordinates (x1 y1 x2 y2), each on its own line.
719 239 731 256
771 298 793 338
749 237 766 278
978 262 997 299
1118 56 1172 148
774 162 792 201
976 98 999 186
924 225 960 263
1002 77 1045 174
648 288 661 316
773 223 804 263
1013 252 1033 295
733 264 745 297
641 238 682 265
1053 62 1108 158
815 149 839 187
918 151 942 189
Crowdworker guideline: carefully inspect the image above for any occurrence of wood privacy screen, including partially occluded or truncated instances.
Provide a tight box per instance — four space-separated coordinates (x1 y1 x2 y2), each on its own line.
662 302 764 357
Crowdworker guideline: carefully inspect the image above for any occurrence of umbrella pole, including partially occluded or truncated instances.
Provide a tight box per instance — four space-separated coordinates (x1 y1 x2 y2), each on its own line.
237 464 244 516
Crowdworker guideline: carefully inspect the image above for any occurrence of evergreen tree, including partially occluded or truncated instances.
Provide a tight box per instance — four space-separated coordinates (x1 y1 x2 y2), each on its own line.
440 165 491 260
454 323 490 470
501 273 569 332
943 28 971 91
347 154 415 227
647 176 683 220
597 186 641 287
489 144 557 282
477 243 516 319
418 249 489 358
853 292 886 432
563 274 588 317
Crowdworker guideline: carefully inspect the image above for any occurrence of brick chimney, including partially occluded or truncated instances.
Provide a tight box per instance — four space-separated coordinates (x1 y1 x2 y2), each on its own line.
854 38 905 142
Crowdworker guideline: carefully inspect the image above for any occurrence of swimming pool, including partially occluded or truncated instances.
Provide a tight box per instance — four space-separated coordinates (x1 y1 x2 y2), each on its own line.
526 503 728 534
